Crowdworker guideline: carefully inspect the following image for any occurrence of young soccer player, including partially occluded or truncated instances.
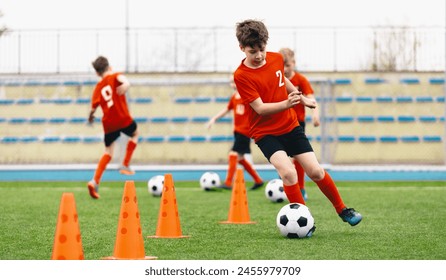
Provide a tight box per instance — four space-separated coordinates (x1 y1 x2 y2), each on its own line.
233 19 362 226
87 56 138 199
207 75 264 190
279 47 320 201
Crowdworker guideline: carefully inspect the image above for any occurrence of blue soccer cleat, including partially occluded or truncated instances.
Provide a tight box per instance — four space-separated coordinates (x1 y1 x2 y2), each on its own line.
339 208 362 226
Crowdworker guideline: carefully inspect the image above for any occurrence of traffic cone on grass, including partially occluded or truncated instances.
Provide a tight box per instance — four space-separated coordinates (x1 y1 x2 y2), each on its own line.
104 180 157 260
51 192 84 260
220 168 256 224
148 174 190 238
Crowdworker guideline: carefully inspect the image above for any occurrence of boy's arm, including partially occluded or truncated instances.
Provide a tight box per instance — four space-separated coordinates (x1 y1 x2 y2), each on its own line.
285 78 316 109
306 93 320 127
207 107 230 129
88 107 97 124
249 93 300 116
116 74 130 95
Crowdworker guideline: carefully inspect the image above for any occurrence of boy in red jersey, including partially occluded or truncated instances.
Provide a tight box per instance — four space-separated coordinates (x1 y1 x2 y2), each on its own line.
207 75 264 190
87 56 139 199
234 20 362 227
279 47 320 201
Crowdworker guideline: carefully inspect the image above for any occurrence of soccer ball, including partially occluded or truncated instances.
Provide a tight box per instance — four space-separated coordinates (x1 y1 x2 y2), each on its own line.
276 203 315 238
199 171 221 191
265 179 288 203
147 175 164 196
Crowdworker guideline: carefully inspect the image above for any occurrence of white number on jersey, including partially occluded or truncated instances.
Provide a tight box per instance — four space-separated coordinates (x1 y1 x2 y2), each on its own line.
276 70 285 87
101 85 114 108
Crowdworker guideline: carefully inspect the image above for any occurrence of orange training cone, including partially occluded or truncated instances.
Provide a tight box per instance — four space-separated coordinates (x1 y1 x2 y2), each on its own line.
51 192 84 260
220 168 256 224
104 181 157 260
148 174 190 238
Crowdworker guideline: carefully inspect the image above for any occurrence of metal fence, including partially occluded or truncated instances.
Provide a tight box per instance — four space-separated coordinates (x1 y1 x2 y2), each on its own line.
0 26 444 73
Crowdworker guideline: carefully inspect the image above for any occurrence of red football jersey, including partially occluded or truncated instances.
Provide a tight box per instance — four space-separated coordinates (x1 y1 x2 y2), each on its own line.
227 91 250 136
91 73 133 134
289 72 314 122
234 52 298 142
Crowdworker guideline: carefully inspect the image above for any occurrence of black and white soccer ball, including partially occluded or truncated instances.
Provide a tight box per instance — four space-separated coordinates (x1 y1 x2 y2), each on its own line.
199 171 221 191
265 179 288 203
276 203 315 238
147 175 164 196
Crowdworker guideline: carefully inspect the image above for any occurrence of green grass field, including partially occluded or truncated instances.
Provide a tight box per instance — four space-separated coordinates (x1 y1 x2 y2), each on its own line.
0 180 445 260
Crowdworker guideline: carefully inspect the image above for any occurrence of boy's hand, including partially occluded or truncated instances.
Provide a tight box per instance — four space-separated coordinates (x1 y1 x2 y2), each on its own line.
288 91 301 107
299 94 317 109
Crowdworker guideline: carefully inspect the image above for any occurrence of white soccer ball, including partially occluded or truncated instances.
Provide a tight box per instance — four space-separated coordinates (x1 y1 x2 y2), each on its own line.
276 203 315 238
265 179 288 203
199 171 221 191
147 175 164 196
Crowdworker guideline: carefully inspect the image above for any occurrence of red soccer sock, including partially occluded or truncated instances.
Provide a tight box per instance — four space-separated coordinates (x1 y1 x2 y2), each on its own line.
94 153 112 184
294 160 305 190
283 183 305 204
315 171 346 214
122 140 137 167
238 158 263 183
225 154 238 186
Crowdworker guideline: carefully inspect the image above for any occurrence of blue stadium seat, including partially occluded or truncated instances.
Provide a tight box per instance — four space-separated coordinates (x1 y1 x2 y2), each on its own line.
151 117 169 123
0 117 6 123
145 136 164 143
215 97 230 103
400 136 420 143
315 136 335 142
396 96 413 103
397 116 416 123
174 97 193 104
189 136 207 142
423 136 442 142
191 116 209 123
377 116 395 122
0 99 14 105
42 136 61 143
83 136 102 143
168 136 186 142
53 98 73 105
69 117 87 124
357 116 375 122
436 96 445 103
380 136 398 143
133 97 153 104
336 116 354 123
1 136 19 144
338 136 355 142
39 98 53 104
376 96 393 103
364 78 386 84
355 96 373 103
400 78 420 84
63 81 81 86
134 117 149 123
20 136 39 143
171 116 189 123
62 136 82 143
9 117 28 124
16 98 35 105
333 78 351 85
195 97 212 103
216 117 232 123
49 117 67 124
335 96 353 103
81 80 97 86
358 136 377 143
210 135 231 142
415 96 434 103
30 117 48 124
75 98 90 104
418 116 437 123
429 78 444 85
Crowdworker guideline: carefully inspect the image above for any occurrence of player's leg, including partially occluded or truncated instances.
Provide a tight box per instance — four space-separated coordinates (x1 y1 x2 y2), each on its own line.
219 151 238 189
295 152 362 226
233 133 264 190
120 121 138 175
87 131 118 199
293 159 307 200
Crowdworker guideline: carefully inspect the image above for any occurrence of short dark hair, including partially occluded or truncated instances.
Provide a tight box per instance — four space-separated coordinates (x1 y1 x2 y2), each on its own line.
92 56 109 75
236 19 269 49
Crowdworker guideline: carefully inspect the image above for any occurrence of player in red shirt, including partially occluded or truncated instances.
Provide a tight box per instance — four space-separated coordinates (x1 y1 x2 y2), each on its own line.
279 47 320 201
207 75 264 190
234 20 362 228
87 56 139 199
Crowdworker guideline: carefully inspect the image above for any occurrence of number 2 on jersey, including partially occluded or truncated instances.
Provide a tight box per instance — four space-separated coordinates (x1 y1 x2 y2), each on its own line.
276 70 285 87
101 85 114 108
